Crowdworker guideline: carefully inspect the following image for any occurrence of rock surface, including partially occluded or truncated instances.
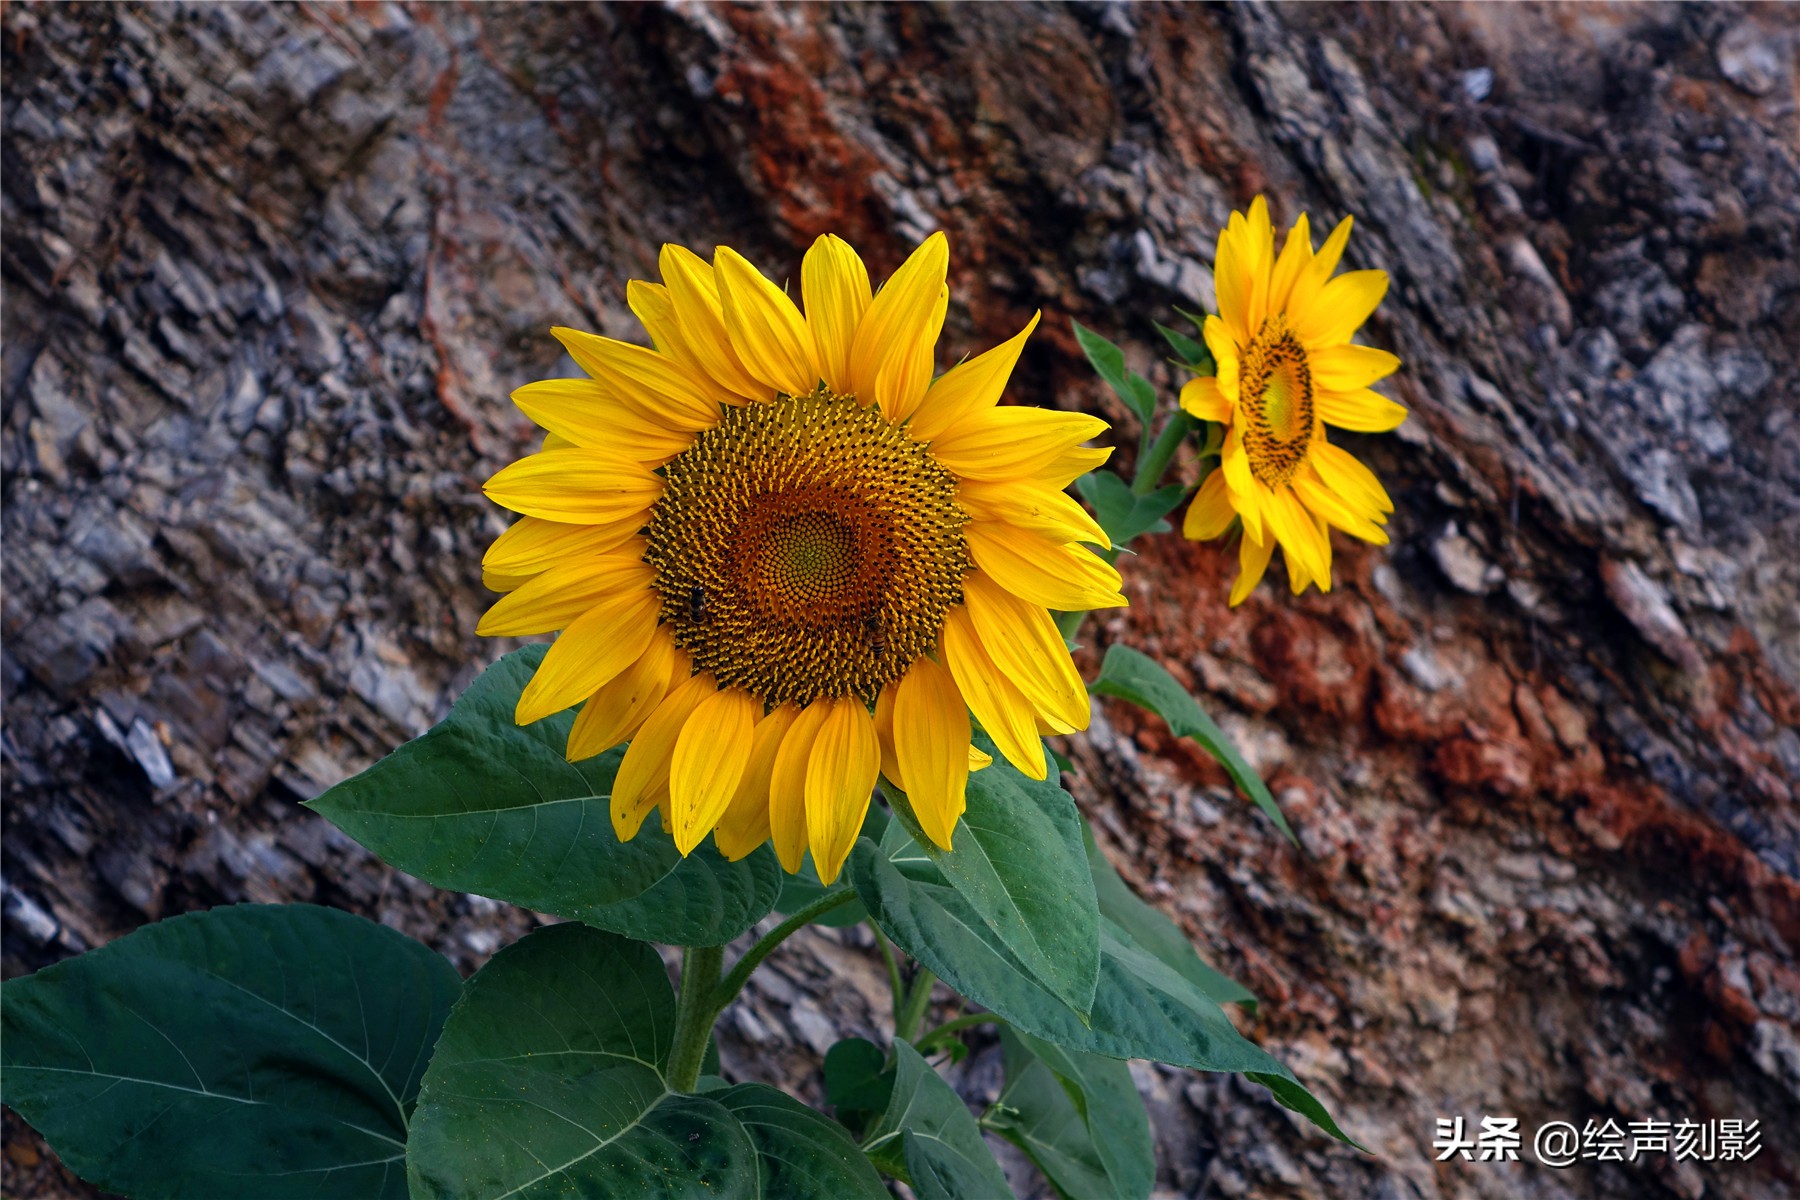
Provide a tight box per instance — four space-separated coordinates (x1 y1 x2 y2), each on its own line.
4 3 1797 1198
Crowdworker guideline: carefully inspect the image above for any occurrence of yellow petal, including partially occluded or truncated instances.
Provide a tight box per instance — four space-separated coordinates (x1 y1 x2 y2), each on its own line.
1312 439 1395 515
715 702 800 861
626 279 680 355
1293 473 1388 544
1182 470 1235 542
804 698 879 886
483 448 662 524
961 572 1089 733
968 745 994 772
483 516 643 577
955 477 1108 548
669 686 760 855
1242 196 1274 335
483 567 540 594
1229 526 1276 606
877 282 948 424
873 681 904 790
1287 215 1353 318
802 235 872 394
964 522 1127 612
551 325 724 430
1291 269 1388 349
542 431 576 452
1213 215 1253 347
657 246 771 401
1317 386 1408 432
516 588 661 725
612 671 715 841
1202 315 1239 385
511 378 695 462
1308 344 1400 391
1179 375 1231 423
566 630 679 761
1268 212 1313 316
893 656 970 851
930 407 1110 482
1219 425 1265 544
768 700 831 873
940 606 1045 779
1264 485 1331 592
1026 444 1114 491
477 549 654 636
715 245 822 397
907 312 1040 443
849 232 947 417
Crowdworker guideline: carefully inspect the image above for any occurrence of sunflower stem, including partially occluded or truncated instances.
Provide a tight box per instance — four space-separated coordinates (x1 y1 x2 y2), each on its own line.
1133 410 1196 496
713 888 857 1017
895 966 938 1043
667 944 724 1093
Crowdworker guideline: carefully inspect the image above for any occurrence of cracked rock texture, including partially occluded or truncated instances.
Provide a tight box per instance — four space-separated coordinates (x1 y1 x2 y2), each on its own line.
4 3 1797 1198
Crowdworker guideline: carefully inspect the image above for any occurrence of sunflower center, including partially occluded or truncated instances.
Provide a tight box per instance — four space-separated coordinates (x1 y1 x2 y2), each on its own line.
1240 317 1315 488
644 386 970 705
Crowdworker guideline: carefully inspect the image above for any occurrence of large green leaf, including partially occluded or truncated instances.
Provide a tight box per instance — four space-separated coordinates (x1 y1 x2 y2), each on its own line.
883 736 1099 1021
864 1040 1014 1199
987 1026 1154 1200
0 904 460 1200
1089 644 1296 845
1083 821 1256 1010
712 1083 887 1199
308 647 782 946
851 835 1354 1144
1076 471 1187 548
407 922 755 1200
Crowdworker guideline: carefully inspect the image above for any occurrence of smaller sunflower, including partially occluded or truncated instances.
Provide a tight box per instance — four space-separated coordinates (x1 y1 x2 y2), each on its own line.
1180 197 1404 604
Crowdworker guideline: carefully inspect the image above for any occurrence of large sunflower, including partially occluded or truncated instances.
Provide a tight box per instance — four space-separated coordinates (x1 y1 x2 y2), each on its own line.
478 234 1124 883
1180 197 1404 604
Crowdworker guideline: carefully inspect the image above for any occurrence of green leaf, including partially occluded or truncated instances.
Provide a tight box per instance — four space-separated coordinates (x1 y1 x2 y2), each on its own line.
713 1083 888 1199
1072 320 1157 429
1088 644 1296 845
864 1040 1015 1198
1154 320 1212 372
882 735 1100 1021
0 904 459 1200
308 647 782 946
407 922 756 1200
987 1026 1154 1200
1084 821 1256 1011
1077 471 1188 547
851 835 1351 1143
824 1037 894 1127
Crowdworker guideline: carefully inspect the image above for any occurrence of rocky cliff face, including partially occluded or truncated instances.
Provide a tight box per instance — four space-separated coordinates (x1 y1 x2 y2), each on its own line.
4 3 1796 1197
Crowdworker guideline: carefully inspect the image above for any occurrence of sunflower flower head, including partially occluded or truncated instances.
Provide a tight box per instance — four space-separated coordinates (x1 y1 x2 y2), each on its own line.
478 234 1124 883
1180 197 1404 604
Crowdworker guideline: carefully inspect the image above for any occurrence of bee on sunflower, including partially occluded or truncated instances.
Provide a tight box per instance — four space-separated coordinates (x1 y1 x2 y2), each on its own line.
476 234 1124 883
1180 197 1405 604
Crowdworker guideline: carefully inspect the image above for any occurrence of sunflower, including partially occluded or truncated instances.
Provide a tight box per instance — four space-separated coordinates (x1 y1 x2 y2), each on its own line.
1180 197 1404 604
477 234 1124 883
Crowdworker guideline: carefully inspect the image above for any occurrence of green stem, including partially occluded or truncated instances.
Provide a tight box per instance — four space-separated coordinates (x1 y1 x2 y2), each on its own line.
1132 410 1196 495
870 922 905 1018
914 1011 1000 1052
714 889 857 1014
666 944 723 1093
894 967 938 1043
